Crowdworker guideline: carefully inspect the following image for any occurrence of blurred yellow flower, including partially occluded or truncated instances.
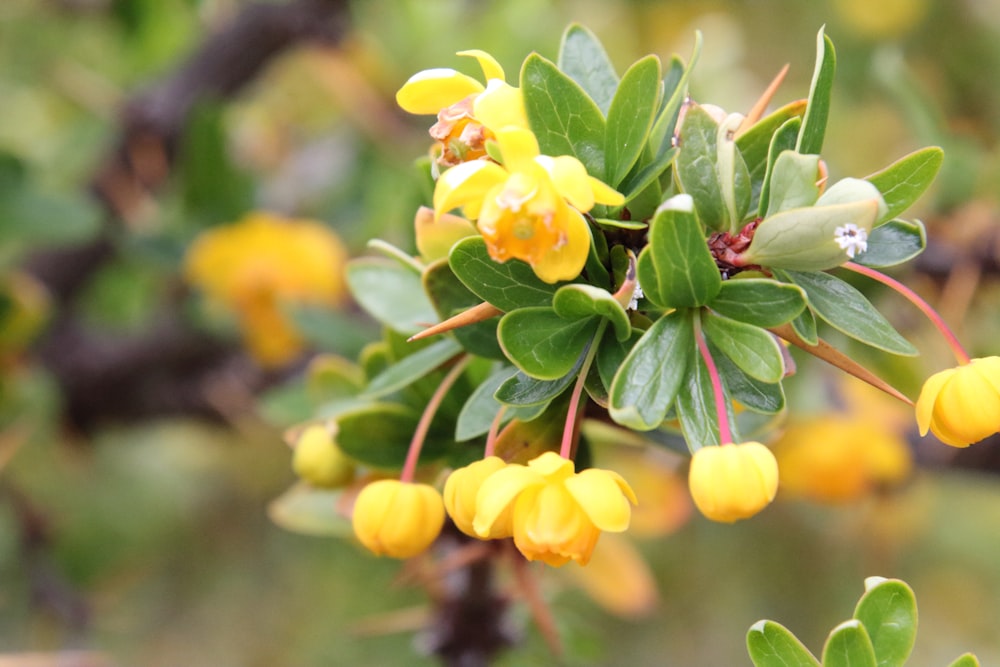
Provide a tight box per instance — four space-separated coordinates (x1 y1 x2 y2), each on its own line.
472 451 636 567
443 455 509 538
564 533 659 618
688 442 778 523
184 212 348 367
351 479 445 559
774 416 912 504
291 423 356 489
434 127 623 283
396 50 527 167
916 357 1000 447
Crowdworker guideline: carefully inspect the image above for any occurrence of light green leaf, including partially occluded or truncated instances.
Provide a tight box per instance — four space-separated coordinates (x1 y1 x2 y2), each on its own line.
796 28 836 155
747 619 821 667
756 115 803 217
676 105 726 230
606 55 662 186
737 101 806 212
363 337 462 399
620 146 678 203
494 366 577 407
649 32 701 153
852 577 917 667
821 620 878 667
553 283 631 342
865 146 944 222
702 311 785 383
346 258 439 335
853 219 926 268
455 367 546 441
521 53 606 177
946 654 981 667
717 113 753 227
268 482 352 538
765 150 821 217
609 310 694 430
716 349 785 414
497 308 598 380
791 306 819 346
709 278 807 328
448 237 557 311
336 402 446 468
558 23 619 115
780 269 917 355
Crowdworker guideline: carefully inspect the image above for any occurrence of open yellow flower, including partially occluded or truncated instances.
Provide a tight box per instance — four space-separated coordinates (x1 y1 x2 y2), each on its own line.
352 479 445 559
472 451 636 567
916 357 1000 447
688 442 778 523
396 50 526 167
443 456 509 538
434 127 623 283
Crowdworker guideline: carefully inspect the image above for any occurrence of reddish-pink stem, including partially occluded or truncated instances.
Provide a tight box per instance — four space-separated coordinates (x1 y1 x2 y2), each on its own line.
694 318 733 446
401 355 472 482
559 322 606 460
843 262 971 365
483 404 507 458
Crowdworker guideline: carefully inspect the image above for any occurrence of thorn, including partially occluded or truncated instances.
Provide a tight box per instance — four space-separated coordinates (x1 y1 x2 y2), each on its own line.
738 63 791 134
407 302 503 342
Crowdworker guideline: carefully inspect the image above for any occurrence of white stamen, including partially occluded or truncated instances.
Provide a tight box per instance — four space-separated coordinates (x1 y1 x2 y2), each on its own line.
834 223 868 259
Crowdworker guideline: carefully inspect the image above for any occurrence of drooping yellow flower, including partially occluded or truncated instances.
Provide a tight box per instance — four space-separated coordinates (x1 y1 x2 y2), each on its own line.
396 50 527 167
352 479 445 559
184 212 348 367
291 423 356 489
774 415 912 504
916 357 1000 447
472 451 637 567
443 456 509 538
434 127 623 283
688 442 779 523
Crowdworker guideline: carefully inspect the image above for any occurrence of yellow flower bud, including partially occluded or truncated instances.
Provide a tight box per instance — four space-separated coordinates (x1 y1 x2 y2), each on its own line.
291 424 355 488
688 442 778 523
352 480 445 559
916 357 1000 447
442 456 509 538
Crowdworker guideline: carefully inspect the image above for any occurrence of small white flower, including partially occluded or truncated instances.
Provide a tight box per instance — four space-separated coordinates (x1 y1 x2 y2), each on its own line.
834 223 868 259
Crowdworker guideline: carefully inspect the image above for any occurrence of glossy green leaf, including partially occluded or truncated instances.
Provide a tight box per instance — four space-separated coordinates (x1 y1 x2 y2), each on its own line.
494 366 577 407
702 311 785 383
756 116 803 217
639 195 722 308
649 32 701 153
423 259 505 359
449 237 557 311
865 146 943 222
737 101 806 210
853 219 926 268
780 269 917 355
336 402 446 468
821 620 877 667
852 577 917 667
497 308 598 380
765 150 821 217
791 306 819 346
609 310 693 430
620 146 678 203
677 342 738 447
558 23 619 115
709 278 807 328
521 53 606 177
455 367 546 441
606 55 661 186
553 283 631 341
746 620 820 667
716 349 785 414
597 328 642 393
796 28 836 155
346 258 439 336
717 113 753 227
946 654 981 667
676 105 727 230
363 337 462 399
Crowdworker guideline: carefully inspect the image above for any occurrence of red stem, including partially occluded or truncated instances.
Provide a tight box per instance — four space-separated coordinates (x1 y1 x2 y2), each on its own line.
401 355 472 482
694 316 733 446
560 321 606 460
483 405 506 458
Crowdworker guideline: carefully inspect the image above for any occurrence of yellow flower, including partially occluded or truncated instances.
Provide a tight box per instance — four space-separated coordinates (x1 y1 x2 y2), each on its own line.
688 442 778 523
184 212 348 367
351 479 445 559
291 423 356 489
774 416 912 504
472 451 637 567
916 357 1000 447
396 50 527 167
434 127 623 283
442 456 509 538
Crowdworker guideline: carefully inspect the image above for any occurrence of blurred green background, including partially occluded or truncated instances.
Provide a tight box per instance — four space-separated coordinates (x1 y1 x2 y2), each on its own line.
2 0 1000 665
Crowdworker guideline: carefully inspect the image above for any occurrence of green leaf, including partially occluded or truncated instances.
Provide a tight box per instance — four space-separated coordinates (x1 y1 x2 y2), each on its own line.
609 310 694 430
821 620 877 667
553 283 631 342
717 113 753 227
852 577 917 667
596 328 641 394
455 367 546 441
677 343 738 447
702 311 785 383
780 269 917 355
336 402 448 468
756 116 803 218
853 219 926 268
791 307 819 346
865 146 944 222
746 620 821 667
423 259 505 359
346 258 439 335
946 654 981 667
716 349 785 414
639 195 722 308
497 308 598 380
558 23 619 115
363 337 462 399
605 55 661 186
449 237 557 311
765 151 821 217
494 366 577 407
649 32 701 153
287 305 378 358
737 101 806 212
268 483 352 538
709 278 807 328
179 102 253 224
620 146 678 203
796 28 836 155
521 53 606 177
676 105 727 230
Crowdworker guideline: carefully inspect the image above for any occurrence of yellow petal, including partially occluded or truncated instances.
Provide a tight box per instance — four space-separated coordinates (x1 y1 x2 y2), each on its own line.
531 207 591 283
494 126 541 173
433 160 507 218
414 206 478 261
589 175 626 206
566 534 658 617
539 155 595 211
525 450 575 477
473 80 527 131
564 469 636 532
457 49 506 82
473 463 540 537
396 68 485 115
915 368 954 435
